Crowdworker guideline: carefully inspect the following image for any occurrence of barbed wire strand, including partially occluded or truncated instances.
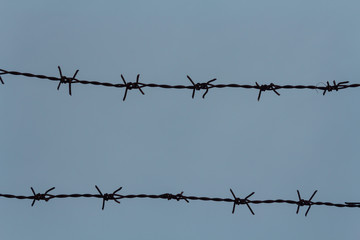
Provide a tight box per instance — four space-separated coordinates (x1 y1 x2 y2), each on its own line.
1 67 359 101
1 187 359 216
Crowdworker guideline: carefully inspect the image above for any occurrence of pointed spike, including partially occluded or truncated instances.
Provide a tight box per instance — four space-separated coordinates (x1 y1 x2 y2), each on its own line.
57 81 62 90
113 187 123 194
309 190 317 201
121 75 126 84
202 88 209 98
246 203 255 215
102 199 105 210
68 82 72 96
271 85 280 96
246 192 255 199
232 202 236 214
208 78 217 83
58 66 63 78
230 189 236 199
305 205 311 216
95 185 103 196
187 75 195 85
123 88 128 101
45 187 55 195
72 70 79 79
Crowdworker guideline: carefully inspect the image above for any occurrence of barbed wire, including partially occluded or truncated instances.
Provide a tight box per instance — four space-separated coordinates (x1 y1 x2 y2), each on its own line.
1 186 359 216
1 67 359 101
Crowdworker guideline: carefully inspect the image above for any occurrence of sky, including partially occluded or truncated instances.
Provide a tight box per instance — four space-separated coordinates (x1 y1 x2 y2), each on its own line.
1 0 360 239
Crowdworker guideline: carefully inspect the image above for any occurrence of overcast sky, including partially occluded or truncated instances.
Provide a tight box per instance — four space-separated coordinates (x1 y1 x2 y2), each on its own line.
1 1 360 239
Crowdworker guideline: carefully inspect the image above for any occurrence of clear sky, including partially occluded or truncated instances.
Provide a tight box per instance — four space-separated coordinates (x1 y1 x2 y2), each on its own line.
1 0 360 239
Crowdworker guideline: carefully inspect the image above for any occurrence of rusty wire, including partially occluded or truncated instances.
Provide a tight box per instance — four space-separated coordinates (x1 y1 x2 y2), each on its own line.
1 67 359 101
0 187 359 216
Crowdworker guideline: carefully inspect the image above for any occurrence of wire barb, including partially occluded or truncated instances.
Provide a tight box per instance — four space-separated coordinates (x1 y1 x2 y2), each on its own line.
296 190 317 216
121 74 145 101
230 189 255 215
255 82 280 101
322 80 350 95
163 191 189 203
30 187 55 206
57 66 79 96
95 185 122 210
187 76 217 98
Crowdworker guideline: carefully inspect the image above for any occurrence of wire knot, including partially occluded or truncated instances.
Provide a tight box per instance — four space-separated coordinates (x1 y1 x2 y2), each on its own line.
322 80 349 95
296 190 317 216
255 82 280 101
57 66 79 96
230 189 255 215
121 74 145 101
30 187 55 206
187 75 217 98
95 185 123 210
175 191 189 202
164 192 189 203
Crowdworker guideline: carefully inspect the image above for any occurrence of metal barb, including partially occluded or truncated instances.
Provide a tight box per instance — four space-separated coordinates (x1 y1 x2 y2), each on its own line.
57 66 79 96
30 187 55 206
230 189 255 215
95 185 122 210
164 192 189 203
256 82 280 101
296 190 317 216
175 191 189 203
323 80 350 95
121 74 145 101
187 76 217 99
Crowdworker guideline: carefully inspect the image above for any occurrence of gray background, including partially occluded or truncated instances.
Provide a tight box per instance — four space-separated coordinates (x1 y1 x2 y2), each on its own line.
1 0 359 239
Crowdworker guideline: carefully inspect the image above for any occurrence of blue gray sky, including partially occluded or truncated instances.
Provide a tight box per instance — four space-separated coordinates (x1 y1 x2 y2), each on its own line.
1 0 360 239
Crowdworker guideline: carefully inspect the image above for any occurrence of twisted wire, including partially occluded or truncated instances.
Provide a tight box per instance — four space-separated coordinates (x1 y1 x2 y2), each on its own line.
1 67 359 100
1 187 359 216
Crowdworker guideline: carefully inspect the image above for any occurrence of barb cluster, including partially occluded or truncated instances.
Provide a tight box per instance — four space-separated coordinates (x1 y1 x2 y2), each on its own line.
1 67 359 101
1 187 359 216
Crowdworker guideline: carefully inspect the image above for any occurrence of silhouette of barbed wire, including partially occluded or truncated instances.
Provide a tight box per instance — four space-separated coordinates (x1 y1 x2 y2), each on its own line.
1 67 359 101
0 187 359 216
